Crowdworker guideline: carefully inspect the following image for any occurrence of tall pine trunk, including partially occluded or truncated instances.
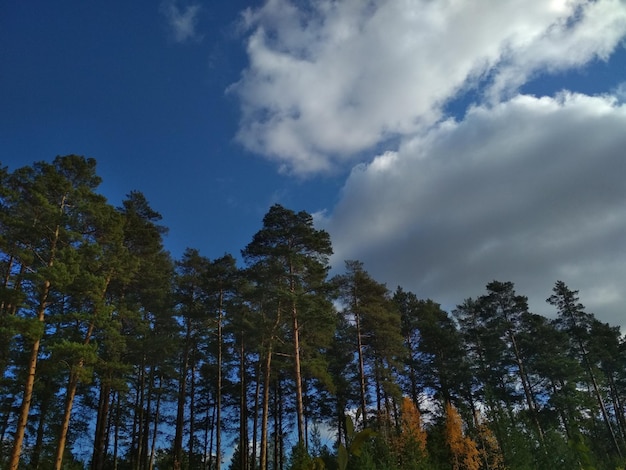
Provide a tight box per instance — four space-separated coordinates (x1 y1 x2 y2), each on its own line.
54 371 81 470
174 320 192 470
216 290 224 470
507 329 545 444
579 338 622 458
189 357 197 468
92 381 112 470
355 308 368 424
239 335 249 470
148 374 162 470
260 343 273 470
252 358 261 470
291 300 306 445
8 276 53 470
10 219 60 469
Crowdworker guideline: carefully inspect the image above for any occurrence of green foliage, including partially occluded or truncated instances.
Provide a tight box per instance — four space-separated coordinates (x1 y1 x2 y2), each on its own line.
334 412 378 470
288 442 325 470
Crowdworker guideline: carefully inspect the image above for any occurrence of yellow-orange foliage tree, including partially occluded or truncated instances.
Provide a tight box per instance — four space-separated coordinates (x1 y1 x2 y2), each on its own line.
393 397 428 469
476 422 506 470
445 403 481 470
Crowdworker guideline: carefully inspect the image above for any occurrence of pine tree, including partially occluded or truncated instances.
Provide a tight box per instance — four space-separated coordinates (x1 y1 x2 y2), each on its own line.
481 281 545 444
205 253 240 470
396 289 469 410
334 261 404 427
5 156 104 470
243 204 334 467
548 281 623 459
173 248 210 470
50 190 130 470
115 191 174 470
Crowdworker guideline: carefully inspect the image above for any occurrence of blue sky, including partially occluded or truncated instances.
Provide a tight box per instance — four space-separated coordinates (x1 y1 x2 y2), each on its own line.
2 0 626 327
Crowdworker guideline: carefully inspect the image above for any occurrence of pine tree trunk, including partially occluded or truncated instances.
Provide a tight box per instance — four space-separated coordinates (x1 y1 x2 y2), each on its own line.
278 384 284 470
174 321 192 470
239 336 248 470
148 374 162 470
113 392 121 470
551 380 572 440
508 329 545 444
260 303 281 470
130 366 143 470
92 381 112 470
580 339 622 458
203 404 210 469
31 393 51 470
273 379 279 470
608 374 626 440
216 291 223 470
209 405 216 470
0 254 14 313
54 372 80 470
355 309 368 424
141 366 155 470
260 343 273 470
189 357 197 468
8 281 50 470
405 334 420 412
292 300 306 445
252 358 261 470
56 284 108 470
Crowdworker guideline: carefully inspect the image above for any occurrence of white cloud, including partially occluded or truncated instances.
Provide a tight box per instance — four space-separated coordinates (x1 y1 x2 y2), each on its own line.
614 81 626 103
231 0 626 175
487 0 626 100
161 1 202 43
230 0 626 328
319 93 626 327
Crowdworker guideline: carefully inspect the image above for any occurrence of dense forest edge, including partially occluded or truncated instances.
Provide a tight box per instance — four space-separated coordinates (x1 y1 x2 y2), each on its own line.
1 155 625 470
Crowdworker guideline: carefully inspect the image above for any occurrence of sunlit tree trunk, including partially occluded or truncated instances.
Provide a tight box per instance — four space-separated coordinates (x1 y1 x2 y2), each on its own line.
54 371 81 470
9 277 55 470
291 297 306 444
355 306 368 424
260 341 274 470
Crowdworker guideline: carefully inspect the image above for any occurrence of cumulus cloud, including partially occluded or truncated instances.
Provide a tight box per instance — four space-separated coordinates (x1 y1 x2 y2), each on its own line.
615 81 626 103
319 93 626 326
161 1 202 43
230 0 626 328
487 0 626 100
231 0 626 175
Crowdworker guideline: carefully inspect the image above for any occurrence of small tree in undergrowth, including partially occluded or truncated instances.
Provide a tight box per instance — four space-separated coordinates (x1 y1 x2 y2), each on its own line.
445 403 481 470
475 422 506 470
392 397 429 469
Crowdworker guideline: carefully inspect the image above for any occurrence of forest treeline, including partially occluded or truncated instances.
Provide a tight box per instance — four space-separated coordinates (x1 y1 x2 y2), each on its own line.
1 155 625 470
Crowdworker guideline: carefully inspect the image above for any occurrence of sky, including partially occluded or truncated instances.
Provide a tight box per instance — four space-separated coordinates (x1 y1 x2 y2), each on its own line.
2 0 626 329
